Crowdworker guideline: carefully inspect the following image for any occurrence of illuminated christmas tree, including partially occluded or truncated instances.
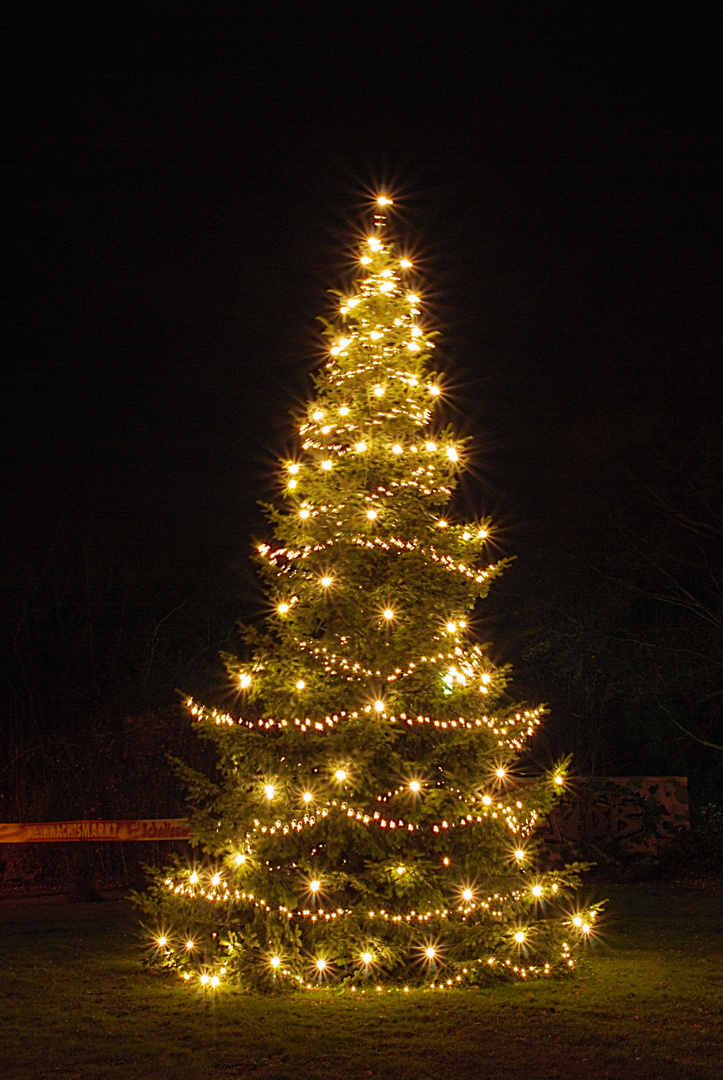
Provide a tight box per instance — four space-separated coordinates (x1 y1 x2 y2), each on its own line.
139 198 598 991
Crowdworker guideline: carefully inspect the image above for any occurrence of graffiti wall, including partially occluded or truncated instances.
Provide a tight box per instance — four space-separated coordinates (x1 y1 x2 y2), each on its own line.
540 776 689 856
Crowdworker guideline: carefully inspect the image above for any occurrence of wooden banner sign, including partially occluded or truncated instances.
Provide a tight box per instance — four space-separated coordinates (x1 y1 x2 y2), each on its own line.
0 819 191 843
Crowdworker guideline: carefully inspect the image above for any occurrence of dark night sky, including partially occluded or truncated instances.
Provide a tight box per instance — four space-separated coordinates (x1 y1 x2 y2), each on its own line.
5 15 721 619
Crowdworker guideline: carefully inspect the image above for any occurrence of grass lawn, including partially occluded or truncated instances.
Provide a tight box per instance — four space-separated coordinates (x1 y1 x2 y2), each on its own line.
1 885 722 1079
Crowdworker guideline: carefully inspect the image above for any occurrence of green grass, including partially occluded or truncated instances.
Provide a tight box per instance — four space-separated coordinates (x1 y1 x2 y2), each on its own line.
1 886 722 1079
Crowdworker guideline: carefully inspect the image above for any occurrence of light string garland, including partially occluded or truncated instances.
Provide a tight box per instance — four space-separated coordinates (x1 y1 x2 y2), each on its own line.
138 199 602 993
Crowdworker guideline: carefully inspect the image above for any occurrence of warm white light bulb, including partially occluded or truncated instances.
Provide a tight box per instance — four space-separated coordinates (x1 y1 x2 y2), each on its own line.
392 444 403 455
310 880 321 893
335 769 347 782
239 673 252 688
408 293 419 303
496 767 506 778
514 931 526 943
383 608 394 620
321 460 332 471
515 849 525 862
278 603 290 614
234 854 245 866
339 406 349 415
376 195 392 206
425 947 436 959
425 441 436 452
367 509 378 520
409 780 421 792
362 951 373 964
299 508 310 520
360 255 372 264
532 885 543 897
295 679 306 690
355 441 367 452
271 956 281 968
367 237 382 251
303 791 313 803
446 621 456 633
400 259 412 268
374 700 385 713
446 447 459 462
374 385 385 397
157 936 167 947
316 958 326 970
186 940 195 950
264 785 275 800
320 576 332 588
462 889 473 902
430 385 441 396
313 410 324 422
288 463 300 474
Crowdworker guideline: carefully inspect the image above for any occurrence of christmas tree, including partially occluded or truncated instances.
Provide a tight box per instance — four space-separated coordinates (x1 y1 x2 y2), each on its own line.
139 198 598 992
